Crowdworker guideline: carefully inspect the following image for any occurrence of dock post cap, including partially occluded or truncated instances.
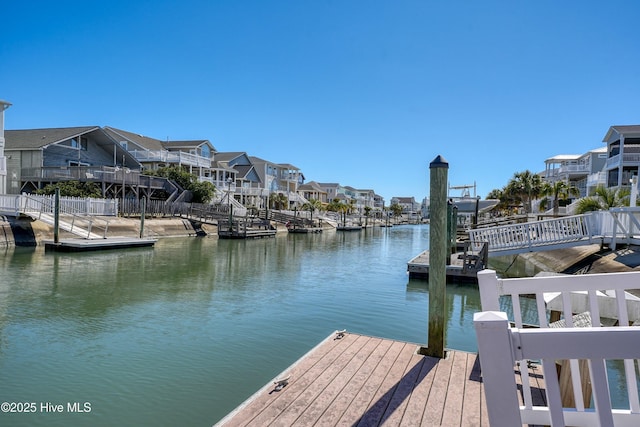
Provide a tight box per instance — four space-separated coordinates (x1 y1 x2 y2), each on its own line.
429 155 449 169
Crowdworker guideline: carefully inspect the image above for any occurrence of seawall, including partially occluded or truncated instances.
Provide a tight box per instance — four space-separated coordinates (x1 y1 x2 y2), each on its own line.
0 216 211 247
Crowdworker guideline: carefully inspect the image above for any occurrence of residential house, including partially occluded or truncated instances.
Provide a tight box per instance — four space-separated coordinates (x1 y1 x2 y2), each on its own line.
297 181 328 204
602 125 640 189
104 127 216 182
250 156 307 208
390 196 421 217
543 147 607 198
342 186 376 214
317 183 341 202
4 126 139 197
213 152 264 207
373 193 385 210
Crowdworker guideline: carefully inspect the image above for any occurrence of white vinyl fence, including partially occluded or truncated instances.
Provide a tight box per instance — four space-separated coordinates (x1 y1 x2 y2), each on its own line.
476 269 640 427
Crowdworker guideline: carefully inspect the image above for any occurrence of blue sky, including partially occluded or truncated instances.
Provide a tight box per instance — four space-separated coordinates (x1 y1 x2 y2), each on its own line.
2 1 639 203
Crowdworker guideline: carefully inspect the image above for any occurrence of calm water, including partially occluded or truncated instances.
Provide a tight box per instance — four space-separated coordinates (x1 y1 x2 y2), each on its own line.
0 225 628 426
0 224 488 426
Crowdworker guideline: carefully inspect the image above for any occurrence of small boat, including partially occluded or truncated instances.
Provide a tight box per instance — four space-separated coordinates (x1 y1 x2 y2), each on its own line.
449 183 499 214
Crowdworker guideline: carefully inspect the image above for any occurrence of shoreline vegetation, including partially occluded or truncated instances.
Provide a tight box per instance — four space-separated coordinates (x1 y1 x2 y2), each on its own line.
2 216 640 276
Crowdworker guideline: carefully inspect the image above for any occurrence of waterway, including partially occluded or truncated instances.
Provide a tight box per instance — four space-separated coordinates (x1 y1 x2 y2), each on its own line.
0 224 628 426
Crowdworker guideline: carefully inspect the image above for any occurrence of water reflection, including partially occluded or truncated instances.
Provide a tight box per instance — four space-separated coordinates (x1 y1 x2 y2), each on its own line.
0 225 518 426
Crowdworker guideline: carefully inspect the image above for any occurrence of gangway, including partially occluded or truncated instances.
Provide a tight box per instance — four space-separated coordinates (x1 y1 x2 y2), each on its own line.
468 209 640 257
1 194 115 239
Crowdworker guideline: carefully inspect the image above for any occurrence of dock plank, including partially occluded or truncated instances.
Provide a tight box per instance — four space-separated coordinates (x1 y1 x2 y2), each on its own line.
269 334 372 426
440 351 468 426
402 353 439 424
316 338 394 426
215 332 545 427
461 352 484 426
335 340 405 426
289 336 381 426
421 348 454 425
352 341 414 426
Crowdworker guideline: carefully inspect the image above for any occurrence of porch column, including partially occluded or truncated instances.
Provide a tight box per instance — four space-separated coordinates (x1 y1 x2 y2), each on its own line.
619 134 625 188
0 100 11 195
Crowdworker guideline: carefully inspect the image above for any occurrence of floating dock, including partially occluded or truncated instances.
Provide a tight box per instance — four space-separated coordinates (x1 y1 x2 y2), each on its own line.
287 227 323 234
407 244 488 283
336 225 362 231
43 237 156 252
214 331 544 426
407 251 484 283
217 219 277 239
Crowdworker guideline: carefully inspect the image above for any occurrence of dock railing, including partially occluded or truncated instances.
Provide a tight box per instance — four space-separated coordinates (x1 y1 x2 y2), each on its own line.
1 194 116 239
476 269 640 426
468 208 640 256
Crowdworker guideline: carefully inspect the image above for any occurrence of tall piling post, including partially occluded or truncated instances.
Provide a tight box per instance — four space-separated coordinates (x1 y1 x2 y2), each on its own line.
422 155 448 358
139 197 146 239
54 187 60 244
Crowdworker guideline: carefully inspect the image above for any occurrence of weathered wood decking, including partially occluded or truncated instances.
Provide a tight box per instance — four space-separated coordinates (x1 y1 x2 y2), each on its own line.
215 331 543 426
407 250 484 283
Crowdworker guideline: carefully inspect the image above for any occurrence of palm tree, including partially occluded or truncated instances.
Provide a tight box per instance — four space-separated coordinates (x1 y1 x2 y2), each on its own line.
575 186 630 214
505 170 545 214
302 198 323 223
390 203 403 223
269 192 288 210
541 180 580 216
363 206 372 227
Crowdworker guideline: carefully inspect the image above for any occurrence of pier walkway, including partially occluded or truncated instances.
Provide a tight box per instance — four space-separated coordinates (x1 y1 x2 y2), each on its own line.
468 208 640 257
215 331 544 427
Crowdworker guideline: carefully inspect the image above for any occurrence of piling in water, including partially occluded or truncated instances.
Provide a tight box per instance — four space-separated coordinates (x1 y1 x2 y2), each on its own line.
422 155 448 358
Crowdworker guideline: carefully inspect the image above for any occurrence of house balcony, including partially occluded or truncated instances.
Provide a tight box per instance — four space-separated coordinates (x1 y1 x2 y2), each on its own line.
605 152 640 170
545 164 590 181
21 166 144 185
241 187 270 197
586 171 606 188
130 150 211 168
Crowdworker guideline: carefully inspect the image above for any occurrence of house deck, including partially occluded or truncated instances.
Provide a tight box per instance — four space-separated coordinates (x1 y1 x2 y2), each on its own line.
214 331 546 426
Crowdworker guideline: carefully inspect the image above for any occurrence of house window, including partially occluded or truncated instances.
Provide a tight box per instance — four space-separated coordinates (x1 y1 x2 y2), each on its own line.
201 145 211 158
69 137 88 150
120 141 128 150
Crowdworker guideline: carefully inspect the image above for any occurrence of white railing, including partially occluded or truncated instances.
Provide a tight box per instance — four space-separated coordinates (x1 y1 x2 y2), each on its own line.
606 153 640 169
469 209 640 256
130 149 211 168
0 194 118 217
468 214 592 255
587 171 607 188
476 269 640 427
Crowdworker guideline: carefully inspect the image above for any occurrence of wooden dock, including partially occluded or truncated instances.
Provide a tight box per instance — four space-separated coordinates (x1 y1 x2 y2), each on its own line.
214 331 546 426
287 227 323 234
214 332 486 426
218 219 277 239
43 237 156 252
408 243 488 283
336 225 362 231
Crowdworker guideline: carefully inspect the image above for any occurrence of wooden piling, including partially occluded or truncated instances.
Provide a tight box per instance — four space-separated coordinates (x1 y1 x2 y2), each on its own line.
421 155 448 358
54 187 60 244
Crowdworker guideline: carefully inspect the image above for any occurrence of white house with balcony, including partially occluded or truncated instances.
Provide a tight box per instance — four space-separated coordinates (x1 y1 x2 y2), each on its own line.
602 125 640 190
297 181 328 203
543 147 607 198
250 156 307 207
213 152 264 207
104 127 215 182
